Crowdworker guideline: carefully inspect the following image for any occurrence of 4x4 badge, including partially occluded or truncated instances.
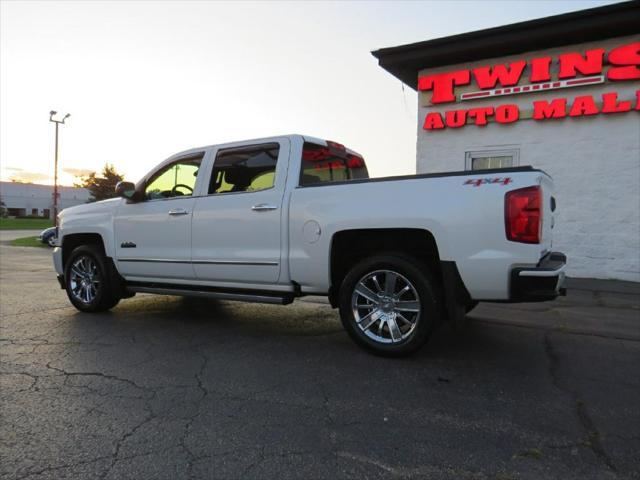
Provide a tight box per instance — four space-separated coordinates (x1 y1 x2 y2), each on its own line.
464 177 512 187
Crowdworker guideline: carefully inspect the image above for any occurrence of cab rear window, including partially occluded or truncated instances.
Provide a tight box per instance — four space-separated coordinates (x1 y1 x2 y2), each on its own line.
299 142 368 186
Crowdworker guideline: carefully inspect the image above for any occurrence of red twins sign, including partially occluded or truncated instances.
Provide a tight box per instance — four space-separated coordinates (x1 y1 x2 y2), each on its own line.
419 41 640 131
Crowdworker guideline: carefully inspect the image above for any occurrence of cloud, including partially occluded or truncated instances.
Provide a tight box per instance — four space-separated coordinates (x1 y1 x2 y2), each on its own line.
63 167 94 178
8 171 51 183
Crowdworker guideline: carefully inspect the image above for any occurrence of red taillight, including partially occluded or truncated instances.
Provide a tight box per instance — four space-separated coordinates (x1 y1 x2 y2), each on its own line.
505 186 542 244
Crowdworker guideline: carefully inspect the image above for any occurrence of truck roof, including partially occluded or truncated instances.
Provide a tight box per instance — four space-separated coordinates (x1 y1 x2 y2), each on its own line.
170 134 361 160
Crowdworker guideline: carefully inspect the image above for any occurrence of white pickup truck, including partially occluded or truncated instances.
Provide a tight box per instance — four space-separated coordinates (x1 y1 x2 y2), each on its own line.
53 134 566 356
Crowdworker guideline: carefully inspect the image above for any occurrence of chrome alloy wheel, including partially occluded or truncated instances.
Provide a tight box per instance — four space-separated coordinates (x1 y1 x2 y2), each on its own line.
69 255 100 304
351 270 421 344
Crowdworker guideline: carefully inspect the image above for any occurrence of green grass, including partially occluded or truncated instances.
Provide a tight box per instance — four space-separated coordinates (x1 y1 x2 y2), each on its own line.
0 218 53 230
9 236 48 248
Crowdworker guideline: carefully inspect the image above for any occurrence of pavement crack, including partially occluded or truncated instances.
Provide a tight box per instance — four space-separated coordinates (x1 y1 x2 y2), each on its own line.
13 455 112 480
44 362 148 392
544 330 617 473
99 411 156 479
239 445 267 478
194 352 209 399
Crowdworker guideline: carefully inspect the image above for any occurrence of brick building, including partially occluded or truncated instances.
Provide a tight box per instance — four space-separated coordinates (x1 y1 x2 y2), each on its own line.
373 2 640 281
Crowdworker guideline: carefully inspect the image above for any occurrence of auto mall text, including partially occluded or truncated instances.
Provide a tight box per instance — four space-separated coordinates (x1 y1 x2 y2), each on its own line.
419 41 639 130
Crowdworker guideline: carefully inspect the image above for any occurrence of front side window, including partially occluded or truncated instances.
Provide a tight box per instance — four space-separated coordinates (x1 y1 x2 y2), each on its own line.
299 142 368 186
208 144 279 194
145 155 202 200
465 149 519 171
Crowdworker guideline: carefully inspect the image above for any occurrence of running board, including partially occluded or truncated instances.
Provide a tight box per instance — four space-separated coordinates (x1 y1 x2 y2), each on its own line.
126 285 294 305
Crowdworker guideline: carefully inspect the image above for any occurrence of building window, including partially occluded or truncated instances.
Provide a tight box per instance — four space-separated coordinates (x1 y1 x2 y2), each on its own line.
31 208 38 216
7 208 26 217
465 149 519 171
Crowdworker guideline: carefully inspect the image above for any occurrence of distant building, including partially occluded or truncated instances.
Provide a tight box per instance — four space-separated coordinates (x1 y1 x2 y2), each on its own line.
0 181 90 218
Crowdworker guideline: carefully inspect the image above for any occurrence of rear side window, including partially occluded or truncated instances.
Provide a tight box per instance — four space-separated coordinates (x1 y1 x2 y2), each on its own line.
299 142 368 186
208 144 279 194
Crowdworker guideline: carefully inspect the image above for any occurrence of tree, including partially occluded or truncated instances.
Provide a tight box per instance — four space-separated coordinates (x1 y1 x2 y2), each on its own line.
74 164 125 202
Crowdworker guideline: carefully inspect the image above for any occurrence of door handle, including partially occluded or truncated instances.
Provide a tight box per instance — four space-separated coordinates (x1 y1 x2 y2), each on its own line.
251 204 278 211
168 208 189 216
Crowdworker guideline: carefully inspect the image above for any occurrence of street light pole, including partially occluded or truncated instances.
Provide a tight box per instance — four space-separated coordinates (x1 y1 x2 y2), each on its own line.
49 111 70 222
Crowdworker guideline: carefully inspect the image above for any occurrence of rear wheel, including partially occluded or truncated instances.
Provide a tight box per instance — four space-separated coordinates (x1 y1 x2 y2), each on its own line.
338 254 443 357
64 245 120 312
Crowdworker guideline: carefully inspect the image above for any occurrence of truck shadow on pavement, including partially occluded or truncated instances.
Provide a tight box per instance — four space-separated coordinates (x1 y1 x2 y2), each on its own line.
66 294 538 365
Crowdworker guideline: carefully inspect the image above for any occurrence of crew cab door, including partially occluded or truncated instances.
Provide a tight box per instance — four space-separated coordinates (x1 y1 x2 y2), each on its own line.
113 153 206 280
191 140 289 284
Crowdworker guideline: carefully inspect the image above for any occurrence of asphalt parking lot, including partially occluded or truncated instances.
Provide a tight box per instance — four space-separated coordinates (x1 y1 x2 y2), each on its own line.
1 243 639 480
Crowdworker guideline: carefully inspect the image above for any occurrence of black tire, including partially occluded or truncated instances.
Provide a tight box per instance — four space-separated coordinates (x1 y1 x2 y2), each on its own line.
64 244 120 312
338 254 443 357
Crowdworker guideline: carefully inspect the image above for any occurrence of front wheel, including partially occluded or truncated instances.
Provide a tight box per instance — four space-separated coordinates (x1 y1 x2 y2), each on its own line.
338 254 443 357
64 245 120 312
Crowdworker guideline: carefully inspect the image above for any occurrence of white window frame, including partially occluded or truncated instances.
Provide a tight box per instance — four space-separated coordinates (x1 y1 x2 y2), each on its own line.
465 149 520 171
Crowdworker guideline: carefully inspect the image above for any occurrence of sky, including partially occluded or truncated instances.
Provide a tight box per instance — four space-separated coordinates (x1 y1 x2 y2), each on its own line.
0 0 619 185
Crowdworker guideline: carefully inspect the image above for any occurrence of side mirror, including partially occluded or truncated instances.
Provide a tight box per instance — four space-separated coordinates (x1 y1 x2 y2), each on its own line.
115 181 141 202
